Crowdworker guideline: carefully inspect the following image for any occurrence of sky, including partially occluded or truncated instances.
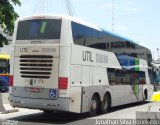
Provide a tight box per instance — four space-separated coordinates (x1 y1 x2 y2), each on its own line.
13 0 160 59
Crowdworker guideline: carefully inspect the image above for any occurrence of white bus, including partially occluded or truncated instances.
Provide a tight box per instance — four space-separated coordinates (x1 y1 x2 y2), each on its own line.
9 14 154 115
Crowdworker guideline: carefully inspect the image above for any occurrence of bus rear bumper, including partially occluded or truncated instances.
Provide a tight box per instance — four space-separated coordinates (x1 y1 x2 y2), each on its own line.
9 95 70 112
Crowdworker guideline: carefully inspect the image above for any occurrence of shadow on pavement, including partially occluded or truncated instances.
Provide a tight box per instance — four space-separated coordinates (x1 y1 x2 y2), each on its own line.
9 111 89 125
108 101 149 113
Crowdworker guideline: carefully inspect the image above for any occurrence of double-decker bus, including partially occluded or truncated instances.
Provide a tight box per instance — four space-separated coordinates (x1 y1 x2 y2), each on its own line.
9 14 154 115
0 53 10 93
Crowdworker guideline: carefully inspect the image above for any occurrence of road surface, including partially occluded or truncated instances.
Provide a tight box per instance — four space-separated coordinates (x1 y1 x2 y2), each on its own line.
0 102 159 125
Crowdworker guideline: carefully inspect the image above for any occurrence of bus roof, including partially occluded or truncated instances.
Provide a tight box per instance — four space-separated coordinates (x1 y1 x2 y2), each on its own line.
17 14 149 50
0 54 10 60
17 14 101 31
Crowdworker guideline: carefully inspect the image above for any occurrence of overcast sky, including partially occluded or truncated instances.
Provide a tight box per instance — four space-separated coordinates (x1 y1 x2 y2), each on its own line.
13 0 160 59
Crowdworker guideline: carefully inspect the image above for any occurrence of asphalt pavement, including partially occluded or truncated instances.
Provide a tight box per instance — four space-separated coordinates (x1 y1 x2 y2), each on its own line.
0 102 160 125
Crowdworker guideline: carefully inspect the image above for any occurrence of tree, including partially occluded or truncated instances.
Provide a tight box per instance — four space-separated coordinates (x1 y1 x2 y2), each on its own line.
0 0 21 46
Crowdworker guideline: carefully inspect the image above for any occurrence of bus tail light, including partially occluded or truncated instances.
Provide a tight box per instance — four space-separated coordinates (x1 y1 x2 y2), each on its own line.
58 77 68 89
9 75 14 86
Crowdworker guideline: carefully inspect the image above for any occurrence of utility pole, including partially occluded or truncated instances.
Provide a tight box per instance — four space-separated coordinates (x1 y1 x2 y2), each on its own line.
112 0 115 32
157 48 159 60
65 0 75 16
152 51 155 61
34 0 75 16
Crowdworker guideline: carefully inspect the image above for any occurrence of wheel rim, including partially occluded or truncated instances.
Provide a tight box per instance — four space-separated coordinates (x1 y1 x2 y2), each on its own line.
90 99 98 115
90 100 97 111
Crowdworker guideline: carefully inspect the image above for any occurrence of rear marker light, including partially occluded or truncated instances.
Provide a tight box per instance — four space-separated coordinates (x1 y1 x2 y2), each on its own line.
58 77 68 89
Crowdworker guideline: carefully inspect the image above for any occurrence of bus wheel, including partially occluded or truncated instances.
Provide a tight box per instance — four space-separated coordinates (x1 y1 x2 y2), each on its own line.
89 95 99 116
100 94 109 114
143 90 148 102
141 89 148 104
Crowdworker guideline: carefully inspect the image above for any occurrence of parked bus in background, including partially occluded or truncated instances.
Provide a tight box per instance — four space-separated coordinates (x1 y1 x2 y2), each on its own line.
9 14 154 116
0 53 10 93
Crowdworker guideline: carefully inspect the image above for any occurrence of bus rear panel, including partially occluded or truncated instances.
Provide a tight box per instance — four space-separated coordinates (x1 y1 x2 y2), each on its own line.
9 15 71 112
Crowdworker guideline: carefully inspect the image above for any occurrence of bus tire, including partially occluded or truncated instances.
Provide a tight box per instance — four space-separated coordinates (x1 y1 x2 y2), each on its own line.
142 89 148 103
100 93 110 114
89 95 100 116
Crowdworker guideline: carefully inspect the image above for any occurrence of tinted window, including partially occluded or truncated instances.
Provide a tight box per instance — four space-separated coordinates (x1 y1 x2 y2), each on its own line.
107 68 146 85
116 55 140 71
111 41 125 48
125 41 135 49
71 22 152 63
71 22 105 49
17 19 61 40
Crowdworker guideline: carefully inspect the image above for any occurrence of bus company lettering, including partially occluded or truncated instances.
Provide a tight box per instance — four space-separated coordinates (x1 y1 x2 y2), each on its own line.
82 51 108 64
42 48 56 53
96 53 108 64
83 51 93 62
20 48 28 53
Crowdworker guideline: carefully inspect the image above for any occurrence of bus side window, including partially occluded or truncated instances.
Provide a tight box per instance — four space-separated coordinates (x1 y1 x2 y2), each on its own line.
106 43 110 49
88 43 106 50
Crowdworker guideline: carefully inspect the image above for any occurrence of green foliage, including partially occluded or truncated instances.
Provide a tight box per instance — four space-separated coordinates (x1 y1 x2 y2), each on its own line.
0 0 21 46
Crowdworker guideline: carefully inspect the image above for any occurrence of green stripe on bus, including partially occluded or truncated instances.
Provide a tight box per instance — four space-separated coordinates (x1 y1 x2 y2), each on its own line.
133 83 139 98
40 22 47 33
134 58 139 71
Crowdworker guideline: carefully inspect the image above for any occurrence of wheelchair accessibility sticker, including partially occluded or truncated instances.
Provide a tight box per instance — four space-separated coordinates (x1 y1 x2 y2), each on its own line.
49 89 57 98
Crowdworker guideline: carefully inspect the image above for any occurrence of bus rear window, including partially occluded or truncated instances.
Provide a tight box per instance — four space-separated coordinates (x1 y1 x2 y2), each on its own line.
16 19 61 40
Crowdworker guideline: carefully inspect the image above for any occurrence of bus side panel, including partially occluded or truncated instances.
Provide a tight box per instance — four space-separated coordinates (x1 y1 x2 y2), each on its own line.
81 66 91 113
68 87 90 113
70 65 91 87
138 85 144 101
69 65 91 113
81 87 90 113
92 67 109 86
110 86 125 107
70 65 82 86
71 44 122 69
139 59 154 100
124 85 141 104
143 84 154 100
69 87 82 113
59 46 71 98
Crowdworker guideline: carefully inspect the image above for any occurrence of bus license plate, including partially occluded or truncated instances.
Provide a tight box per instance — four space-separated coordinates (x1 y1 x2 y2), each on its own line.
30 88 40 93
